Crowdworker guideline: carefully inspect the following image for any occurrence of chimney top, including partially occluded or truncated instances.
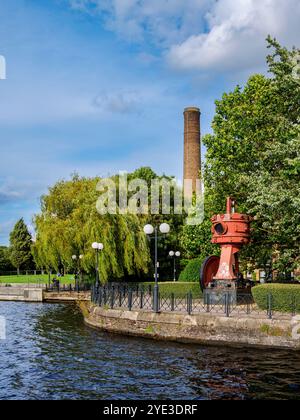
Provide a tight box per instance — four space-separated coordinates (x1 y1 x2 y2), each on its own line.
184 107 201 113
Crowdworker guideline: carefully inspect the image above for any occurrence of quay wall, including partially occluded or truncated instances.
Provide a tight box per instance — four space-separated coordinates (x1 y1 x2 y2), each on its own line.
79 301 300 350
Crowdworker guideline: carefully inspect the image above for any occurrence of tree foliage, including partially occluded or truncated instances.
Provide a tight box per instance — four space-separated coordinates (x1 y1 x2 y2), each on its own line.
180 38 300 275
0 246 14 272
9 219 33 271
33 175 152 283
33 167 185 282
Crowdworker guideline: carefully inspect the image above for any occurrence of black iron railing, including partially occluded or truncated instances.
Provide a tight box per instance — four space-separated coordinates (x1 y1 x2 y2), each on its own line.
91 284 298 320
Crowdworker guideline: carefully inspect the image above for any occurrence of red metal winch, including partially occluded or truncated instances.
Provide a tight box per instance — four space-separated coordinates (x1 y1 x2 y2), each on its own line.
200 197 252 291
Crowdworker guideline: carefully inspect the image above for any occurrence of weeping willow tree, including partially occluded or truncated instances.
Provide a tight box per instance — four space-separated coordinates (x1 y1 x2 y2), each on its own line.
33 174 151 283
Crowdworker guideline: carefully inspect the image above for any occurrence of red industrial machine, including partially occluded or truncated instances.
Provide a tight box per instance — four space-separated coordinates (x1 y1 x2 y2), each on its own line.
200 197 252 291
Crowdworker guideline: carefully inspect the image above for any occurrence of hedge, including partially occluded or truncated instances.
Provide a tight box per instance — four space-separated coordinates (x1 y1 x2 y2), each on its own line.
178 258 202 283
252 284 300 313
138 282 202 298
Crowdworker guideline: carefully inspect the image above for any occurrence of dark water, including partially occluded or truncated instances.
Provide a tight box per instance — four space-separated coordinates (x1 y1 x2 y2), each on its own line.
0 302 300 400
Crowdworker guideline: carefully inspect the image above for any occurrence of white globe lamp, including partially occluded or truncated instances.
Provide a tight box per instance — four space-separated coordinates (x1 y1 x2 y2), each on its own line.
159 223 170 234
143 224 154 235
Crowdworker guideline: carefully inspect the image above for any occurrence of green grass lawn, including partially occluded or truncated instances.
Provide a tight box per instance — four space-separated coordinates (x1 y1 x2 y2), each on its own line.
0 276 202 298
0 274 75 285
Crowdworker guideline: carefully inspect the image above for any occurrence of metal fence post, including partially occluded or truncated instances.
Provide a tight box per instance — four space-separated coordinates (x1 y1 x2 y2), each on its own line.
128 289 133 311
245 295 251 315
98 287 102 306
225 292 230 317
206 292 211 313
292 295 296 317
187 292 192 315
267 293 273 319
119 289 122 308
171 293 175 312
110 286 115 309
140 290 144 309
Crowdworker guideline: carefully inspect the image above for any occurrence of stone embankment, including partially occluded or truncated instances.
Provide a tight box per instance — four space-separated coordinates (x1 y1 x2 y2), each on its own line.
0 285 90 303
0 286 43 302
79 301 300 350
43 291 90 302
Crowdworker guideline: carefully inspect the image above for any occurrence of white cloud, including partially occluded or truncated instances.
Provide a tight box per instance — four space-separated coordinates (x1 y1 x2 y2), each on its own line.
70 0 300 73
168 0 300 71
70 0 212 45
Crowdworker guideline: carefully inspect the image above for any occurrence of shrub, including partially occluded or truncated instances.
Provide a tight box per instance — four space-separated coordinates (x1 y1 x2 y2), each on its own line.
179 258 202 283
252 284 300 313
138 282 202 298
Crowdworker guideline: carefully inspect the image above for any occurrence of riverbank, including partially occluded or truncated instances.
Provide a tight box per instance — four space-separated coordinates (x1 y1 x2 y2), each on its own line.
0 286 44 302
0 285 90 303
79 301 300 351
1 286 299 350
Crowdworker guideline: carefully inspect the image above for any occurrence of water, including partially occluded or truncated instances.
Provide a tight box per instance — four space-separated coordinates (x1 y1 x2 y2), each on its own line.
0 301 300 400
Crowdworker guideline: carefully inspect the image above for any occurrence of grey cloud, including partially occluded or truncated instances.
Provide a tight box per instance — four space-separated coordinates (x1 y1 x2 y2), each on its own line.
92 90 142 115
0 191 22 205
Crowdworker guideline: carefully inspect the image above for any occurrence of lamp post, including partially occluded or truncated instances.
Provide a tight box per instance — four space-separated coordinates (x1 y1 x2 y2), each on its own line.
72 254 84 291
169 251 181 282
92 242 104 290
144 223 170 313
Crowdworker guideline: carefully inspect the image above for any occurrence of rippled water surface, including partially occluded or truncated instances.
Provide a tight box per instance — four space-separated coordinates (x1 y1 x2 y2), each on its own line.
0 302 300 400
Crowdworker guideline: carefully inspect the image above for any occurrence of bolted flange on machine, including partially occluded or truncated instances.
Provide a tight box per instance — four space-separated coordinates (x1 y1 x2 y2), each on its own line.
200 197 252 293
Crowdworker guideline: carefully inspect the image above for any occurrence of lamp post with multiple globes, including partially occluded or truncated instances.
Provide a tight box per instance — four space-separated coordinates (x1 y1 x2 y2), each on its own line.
143 223 170 313
169 251 181 282
72 254 83 291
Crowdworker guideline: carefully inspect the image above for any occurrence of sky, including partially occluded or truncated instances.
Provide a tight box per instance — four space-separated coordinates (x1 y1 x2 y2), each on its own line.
0 0 299 245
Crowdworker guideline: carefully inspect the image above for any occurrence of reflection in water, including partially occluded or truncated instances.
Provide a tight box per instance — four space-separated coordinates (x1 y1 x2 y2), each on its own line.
0 301 300 400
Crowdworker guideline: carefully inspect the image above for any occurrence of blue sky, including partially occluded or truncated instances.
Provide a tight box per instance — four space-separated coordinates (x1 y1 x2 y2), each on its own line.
0 0 299 244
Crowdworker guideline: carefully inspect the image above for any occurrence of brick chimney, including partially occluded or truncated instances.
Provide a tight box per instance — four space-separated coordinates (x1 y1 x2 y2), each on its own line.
183 107 201 195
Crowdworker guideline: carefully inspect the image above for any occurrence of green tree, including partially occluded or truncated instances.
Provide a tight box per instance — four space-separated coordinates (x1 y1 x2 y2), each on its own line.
9 219 33 274
120 167 185 280
201 37 300 275
33 175 151 282
33 167 186 282
0 246 14 272
180 217 219 261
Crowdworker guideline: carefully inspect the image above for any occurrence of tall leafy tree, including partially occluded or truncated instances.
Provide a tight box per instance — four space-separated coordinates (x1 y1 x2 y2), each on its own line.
33 175 151 282
33 167 186 282
0 246 14 272
128 167 185 280
9 219 33 274
202 37 300 274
